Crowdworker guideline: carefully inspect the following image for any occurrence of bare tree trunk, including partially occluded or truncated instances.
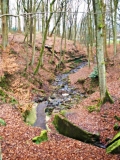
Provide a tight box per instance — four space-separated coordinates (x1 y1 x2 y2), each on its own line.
110 0 118 56
34 0 56 74
42 1 45 39
50 12 62 37
31 1 37 65
29 0 33 43
92 0 113 103
51 3 57 62
1 0 9 49
17 0 21 32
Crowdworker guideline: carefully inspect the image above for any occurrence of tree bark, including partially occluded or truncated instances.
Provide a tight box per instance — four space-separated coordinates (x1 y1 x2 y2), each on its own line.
1 0 9 49
92 0 113 103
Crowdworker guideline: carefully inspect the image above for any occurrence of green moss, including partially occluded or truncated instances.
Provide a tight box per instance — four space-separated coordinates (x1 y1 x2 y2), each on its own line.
87 100 101 113
53 114 100 144
102 90 114 104
0 89 6 97
0 74 11 90
25 104 37 125
60 110 68 117
0 89 18 104
106 139 120 154
0 118 6 126
108 132 120 144
74 58 82 64
0 89 8 102
113 123 119 131
87 106 97 112
106 132 120 154
32 130 48 144
9 97 18 105
114 115 120 121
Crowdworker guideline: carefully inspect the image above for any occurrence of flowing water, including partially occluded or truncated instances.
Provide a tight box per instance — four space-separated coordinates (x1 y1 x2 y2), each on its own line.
33 61 87 129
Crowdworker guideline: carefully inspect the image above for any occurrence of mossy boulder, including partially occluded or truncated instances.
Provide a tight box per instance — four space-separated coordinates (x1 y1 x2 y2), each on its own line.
25 104 37 125
32 130 48 144
53 114 100 144
60 110 68 117
106 132 120 154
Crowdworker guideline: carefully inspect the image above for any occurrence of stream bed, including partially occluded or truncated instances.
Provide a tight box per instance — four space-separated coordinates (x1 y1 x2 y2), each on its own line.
32 60 106 149
33 61 87 129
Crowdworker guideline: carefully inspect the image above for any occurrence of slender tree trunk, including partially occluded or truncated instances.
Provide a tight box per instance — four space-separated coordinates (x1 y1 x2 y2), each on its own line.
68 25 72 40
92 0 113 103
56 0 61 37
1 0 9 49
74 11 78 45
110 0 118 56
86 9 90 67
102 1 108 59
29 0 33 43
31 6 36 65
34 0 56 74
42 1 45 39
50 12 62 37
17 0 21 32
51 3 57 62
108 22 111 47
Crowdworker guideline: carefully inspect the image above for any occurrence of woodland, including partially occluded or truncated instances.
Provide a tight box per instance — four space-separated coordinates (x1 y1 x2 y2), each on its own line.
0 0 120 159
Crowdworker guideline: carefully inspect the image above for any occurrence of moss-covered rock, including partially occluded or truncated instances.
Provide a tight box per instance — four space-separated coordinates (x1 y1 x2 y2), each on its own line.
106 132 120 154
0 118 6 126
53 114 100 144
60 110 68 117
25 103 37 125
32 130 48 144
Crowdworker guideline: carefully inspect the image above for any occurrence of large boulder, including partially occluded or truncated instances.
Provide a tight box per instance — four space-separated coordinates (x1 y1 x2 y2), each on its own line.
106 132 120 154
53 114 100 144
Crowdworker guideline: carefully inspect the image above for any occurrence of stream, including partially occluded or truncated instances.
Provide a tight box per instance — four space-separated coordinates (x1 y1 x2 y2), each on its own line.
33 61 87 129
33 60 106 149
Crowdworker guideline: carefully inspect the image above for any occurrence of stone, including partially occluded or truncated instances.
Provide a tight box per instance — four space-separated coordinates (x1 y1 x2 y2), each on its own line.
34 96 47 103
106 139 120 154
62 93 69 97
50 93 57 99
32 130 48 144
106 132 120 154
26 103 37 125
45 107 54 115
52 109 60 113
53 114 100 144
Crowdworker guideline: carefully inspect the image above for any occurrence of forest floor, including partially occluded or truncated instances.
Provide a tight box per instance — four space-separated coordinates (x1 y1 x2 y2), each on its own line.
0 33 120 159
